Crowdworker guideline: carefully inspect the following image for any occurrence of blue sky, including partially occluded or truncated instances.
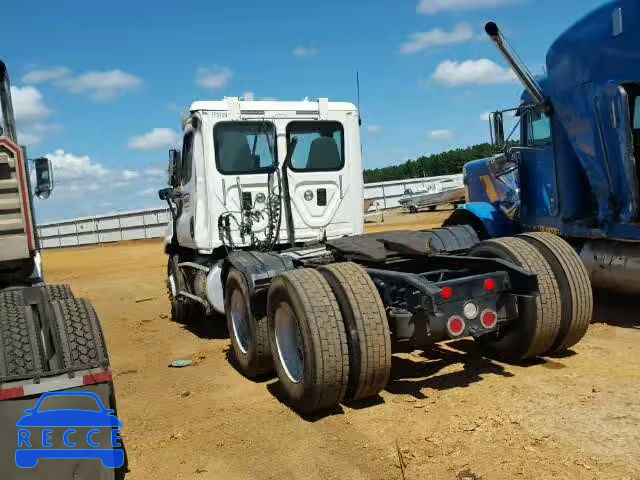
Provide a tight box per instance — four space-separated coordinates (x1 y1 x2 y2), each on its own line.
2 0 607 222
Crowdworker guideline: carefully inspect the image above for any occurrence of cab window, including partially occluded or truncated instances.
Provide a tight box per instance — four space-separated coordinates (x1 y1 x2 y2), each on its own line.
528 110 551 146
214 122 276 175
286 121 344 172
181 132 194 184
633 96 640 130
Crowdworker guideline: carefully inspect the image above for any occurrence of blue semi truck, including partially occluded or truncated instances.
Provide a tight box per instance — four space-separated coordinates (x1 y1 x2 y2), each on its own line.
446 0 640 296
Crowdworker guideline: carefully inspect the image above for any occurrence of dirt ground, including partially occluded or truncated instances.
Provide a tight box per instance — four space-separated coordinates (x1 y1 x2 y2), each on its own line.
43 209 640 480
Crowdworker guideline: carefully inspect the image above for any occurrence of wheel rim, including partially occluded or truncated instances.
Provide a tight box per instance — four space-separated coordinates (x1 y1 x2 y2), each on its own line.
168 274 177 298
230 289 250 354
274 302 304 383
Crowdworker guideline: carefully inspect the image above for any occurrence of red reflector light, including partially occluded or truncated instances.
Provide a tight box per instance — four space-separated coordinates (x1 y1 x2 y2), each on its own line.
441 286 454 300
484 278 497 292
83 371 113 385
481 310 498 329
447 316 465 336
0 386 25 400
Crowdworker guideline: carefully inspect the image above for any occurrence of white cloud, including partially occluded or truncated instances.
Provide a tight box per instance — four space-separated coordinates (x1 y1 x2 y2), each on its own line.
61 70 143 101
417 0 521 15
18 132 42 146
195 66 233 89
144 167 166 178
481 112 491 121
22 67 142 101
45 149 109 184
22 67 71 85
431 59 516 86
428 129 453 140
30 122 63 133
10 86 52 123
242 91 255 101
400 24 474 54
128 128 179 151
167 102 184 112
293 46 318 57
122 169 140 180
44 149 143 198
138 187 157 197
366 125 382 134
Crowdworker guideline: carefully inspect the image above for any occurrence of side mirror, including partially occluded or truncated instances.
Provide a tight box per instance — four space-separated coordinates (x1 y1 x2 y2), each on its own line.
168 148 182 187
34 157 53 199
489 112 505 147
158 187 173 201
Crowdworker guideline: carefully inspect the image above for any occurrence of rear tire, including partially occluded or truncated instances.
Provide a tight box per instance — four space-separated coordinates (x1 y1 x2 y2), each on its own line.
0 290 43 379
428 205 437 212
319 262 391 401
52 298 109 369
518 232 592 353
224 269 273 378
45 284 75 301
267 269 349 414
469 237 561 360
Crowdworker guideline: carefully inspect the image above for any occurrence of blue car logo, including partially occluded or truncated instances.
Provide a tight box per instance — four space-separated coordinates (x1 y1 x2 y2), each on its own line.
15 391 124 469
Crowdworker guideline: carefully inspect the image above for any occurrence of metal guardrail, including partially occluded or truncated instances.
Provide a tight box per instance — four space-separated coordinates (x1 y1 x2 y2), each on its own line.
37 174 463 248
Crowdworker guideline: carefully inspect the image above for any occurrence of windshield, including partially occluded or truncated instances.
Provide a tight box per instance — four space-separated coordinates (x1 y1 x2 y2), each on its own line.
214 122 277 174
37 395 101 412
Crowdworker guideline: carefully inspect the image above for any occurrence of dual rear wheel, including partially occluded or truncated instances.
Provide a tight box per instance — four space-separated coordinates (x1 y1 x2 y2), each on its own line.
224 263 392 414
469 233 592 360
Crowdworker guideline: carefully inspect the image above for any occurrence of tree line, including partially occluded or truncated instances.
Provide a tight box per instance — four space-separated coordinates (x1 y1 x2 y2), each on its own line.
363 142 500 184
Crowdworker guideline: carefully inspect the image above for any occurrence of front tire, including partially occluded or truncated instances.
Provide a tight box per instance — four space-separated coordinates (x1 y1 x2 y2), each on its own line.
469 237 561 360
267 269 349 414
167 255 195 324
224 269 273 378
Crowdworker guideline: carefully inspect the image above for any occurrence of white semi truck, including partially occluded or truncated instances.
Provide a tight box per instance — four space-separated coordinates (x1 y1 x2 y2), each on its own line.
0 62 126 479
159 97 592 414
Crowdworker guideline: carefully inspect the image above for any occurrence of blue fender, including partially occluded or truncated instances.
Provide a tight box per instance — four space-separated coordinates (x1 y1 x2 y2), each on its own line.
444 202 518 239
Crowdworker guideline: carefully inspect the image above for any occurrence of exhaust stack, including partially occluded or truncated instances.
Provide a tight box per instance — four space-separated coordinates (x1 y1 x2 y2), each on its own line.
485 22 545 106
0 61 17 143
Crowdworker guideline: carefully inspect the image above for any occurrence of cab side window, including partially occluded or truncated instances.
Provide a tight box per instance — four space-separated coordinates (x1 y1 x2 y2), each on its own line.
182 132 194 184
528 110 551 146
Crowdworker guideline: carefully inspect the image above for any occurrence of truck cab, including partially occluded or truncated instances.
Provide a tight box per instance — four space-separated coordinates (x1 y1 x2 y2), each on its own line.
164 97 363 255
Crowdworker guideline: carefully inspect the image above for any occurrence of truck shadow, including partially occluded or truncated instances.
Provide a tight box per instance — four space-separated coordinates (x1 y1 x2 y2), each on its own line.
266 381 346 422
181 312 229 339
385 340 516 400
593 291 639 329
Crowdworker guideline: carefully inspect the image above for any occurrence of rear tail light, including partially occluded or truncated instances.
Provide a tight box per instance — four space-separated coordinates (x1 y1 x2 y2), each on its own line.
484 278 497 292
480 310 498 329
447 316 465 337
440 286 454 300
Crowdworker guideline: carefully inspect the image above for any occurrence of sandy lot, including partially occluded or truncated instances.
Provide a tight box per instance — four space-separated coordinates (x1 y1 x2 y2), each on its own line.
43 210 640 480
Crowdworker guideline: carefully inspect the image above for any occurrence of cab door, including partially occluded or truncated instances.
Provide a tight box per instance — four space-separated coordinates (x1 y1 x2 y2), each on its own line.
211 121 277 247
175 129 196 247
284 119 360 241
519 109 559 222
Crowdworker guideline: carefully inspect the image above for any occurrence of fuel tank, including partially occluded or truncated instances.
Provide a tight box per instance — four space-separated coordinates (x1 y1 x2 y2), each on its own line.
580 240 640 294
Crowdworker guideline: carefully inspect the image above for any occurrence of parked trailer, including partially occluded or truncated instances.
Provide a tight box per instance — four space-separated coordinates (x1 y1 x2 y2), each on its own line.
160 98 592 414
0 62 126 478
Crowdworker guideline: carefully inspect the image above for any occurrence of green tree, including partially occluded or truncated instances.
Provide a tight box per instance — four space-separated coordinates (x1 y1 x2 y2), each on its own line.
363 142 500 183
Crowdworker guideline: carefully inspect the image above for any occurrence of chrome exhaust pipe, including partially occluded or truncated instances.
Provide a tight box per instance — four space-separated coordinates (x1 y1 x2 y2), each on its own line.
485 22 546 107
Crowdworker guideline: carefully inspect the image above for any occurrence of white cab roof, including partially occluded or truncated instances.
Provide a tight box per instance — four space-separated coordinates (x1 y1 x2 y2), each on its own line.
190 97 357 113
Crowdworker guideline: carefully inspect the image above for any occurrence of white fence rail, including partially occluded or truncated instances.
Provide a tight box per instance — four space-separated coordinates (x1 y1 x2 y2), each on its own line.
37 174 462 249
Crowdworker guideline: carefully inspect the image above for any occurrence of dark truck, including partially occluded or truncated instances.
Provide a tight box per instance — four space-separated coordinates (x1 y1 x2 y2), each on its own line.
0 61 126 479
